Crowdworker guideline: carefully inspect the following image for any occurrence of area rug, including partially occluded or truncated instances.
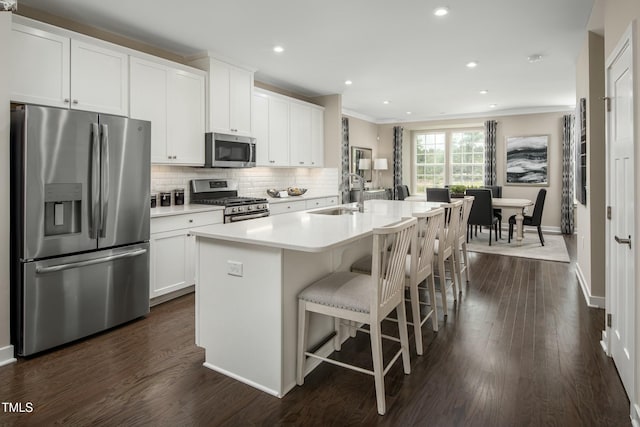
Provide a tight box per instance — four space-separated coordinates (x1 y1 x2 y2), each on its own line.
465 229 570 263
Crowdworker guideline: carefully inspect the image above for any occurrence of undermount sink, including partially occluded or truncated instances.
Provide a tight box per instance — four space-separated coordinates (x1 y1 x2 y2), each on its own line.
310 207 359 215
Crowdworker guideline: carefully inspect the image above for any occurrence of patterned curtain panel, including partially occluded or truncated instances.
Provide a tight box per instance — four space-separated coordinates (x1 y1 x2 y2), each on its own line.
341 117 350 203
393 126 403 199
561 114 575 234
484 120 497 186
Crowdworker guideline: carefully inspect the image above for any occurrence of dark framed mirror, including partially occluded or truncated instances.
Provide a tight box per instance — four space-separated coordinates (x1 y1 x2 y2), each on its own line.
350 146 372 182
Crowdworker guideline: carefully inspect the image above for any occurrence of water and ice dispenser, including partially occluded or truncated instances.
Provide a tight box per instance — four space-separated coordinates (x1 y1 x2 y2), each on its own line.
44 183 82 236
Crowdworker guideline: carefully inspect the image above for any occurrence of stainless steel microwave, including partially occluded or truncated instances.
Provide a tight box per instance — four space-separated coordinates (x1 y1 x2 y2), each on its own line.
205 132 256 168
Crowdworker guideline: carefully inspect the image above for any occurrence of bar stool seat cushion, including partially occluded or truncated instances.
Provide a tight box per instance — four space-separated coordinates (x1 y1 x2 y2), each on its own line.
299 272 372 313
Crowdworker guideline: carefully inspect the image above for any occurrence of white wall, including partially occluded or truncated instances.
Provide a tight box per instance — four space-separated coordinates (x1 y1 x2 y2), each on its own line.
151 167 339 203
575 31 606 304
0 12 13 364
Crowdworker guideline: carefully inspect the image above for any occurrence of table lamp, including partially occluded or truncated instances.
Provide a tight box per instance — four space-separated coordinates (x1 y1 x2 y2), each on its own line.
374 158 388 189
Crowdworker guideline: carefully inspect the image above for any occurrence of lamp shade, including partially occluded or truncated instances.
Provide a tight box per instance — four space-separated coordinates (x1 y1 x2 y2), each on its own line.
373 158 388 170
358 158 371 170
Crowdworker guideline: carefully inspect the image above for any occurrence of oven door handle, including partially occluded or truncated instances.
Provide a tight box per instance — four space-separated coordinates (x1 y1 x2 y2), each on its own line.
227 212 270 222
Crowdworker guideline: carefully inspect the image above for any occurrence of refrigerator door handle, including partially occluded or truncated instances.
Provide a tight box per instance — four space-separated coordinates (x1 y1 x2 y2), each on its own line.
91 123 100 239
100 124 110 238
35 248 148 274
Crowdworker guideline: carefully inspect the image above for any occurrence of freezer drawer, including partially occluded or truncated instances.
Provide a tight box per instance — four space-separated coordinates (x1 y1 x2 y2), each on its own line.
17 243 150 356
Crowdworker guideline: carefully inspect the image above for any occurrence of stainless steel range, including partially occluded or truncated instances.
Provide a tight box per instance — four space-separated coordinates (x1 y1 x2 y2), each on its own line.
190 179 269 223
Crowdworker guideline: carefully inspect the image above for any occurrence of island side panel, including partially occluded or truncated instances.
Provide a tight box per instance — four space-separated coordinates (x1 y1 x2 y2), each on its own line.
196 237 284 396
281 236 374 394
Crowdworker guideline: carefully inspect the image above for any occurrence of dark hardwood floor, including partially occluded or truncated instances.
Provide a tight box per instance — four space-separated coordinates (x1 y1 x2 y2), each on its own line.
0 236 630 426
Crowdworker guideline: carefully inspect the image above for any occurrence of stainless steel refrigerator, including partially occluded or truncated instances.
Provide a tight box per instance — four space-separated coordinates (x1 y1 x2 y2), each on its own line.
10 105 151 356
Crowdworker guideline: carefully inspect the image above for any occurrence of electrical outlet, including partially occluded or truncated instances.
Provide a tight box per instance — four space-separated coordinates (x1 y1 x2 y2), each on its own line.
227 261 243 277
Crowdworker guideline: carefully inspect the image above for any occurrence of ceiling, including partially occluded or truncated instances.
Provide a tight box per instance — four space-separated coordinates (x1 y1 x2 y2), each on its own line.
17 0 595 123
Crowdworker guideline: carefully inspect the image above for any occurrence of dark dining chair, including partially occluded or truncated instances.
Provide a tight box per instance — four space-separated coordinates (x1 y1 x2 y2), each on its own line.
426 188 451 203
465 188 499 245
396 185 410 200
484 185 502 238
508 189 547 245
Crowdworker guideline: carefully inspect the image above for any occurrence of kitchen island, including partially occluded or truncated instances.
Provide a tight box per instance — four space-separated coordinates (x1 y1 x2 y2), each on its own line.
191 200 443 397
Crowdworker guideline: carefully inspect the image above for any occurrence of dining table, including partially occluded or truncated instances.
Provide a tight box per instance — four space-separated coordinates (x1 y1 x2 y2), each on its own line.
405 195 534 244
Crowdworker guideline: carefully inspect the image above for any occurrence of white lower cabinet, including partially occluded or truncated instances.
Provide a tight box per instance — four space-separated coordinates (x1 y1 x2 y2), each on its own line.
270 196 339 215
269 200 306 215
150 210 222 300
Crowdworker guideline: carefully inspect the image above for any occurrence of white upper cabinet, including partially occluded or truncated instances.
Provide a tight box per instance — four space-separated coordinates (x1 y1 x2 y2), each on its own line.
167 69 206 165
130 56 205 166
190 57 254 137
130 57 168 163
311 108 324 167
253 94 270 166
253 88 324 168
289 102 312 166
268 97 291 166
10 23 70 108
11 20 129 116
70 40 128 116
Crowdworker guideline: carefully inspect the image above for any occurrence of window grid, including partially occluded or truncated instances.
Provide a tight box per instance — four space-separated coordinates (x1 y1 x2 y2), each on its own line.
413 129 485 194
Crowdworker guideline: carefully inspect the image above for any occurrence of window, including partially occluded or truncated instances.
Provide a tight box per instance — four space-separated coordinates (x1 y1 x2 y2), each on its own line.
413 128 485 194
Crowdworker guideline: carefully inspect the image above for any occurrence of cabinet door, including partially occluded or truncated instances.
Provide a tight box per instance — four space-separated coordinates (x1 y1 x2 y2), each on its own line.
311 108 324 167
130 57 169 163
150 229 191 299
10 24 70 108
70 40 128 116
290 103 312 166
167 69 206 165
229 66 253 136
253 94 270 166
268 97 290 166
209 60 231 133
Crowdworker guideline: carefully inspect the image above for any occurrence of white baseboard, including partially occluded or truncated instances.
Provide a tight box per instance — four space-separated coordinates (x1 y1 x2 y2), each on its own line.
0 345 16 367
203 362 283 398
601 329 610 355
632 403 640 427
575 263 606 308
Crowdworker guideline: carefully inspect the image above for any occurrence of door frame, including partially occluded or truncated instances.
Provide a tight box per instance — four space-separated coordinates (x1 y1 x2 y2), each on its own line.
604 21 637 421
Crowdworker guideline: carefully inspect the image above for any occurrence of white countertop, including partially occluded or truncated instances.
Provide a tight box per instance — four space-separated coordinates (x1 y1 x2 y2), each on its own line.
266 194 339 204
151 204 224 218
191 199 444 252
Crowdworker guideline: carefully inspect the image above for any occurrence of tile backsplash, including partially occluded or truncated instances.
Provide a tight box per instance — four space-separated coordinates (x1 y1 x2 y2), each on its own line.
151 166 340 203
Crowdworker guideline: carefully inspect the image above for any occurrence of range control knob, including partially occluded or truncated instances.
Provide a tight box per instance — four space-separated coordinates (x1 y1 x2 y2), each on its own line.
248 206 253 211
232 208 237 213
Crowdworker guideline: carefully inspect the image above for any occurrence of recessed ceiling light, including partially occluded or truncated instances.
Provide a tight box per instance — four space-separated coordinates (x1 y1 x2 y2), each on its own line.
433 7 449 17
273 46 284 53
345 80 353 85
406 111 412 115
466 61 478 68
489 104 497 108
383 100 390 105
479 90 488 95
527 54 543 63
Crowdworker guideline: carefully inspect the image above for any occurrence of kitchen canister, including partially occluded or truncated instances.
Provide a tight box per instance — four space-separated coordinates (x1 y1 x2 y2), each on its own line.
150 193 157 208
159 192 172 207
174 188 185 205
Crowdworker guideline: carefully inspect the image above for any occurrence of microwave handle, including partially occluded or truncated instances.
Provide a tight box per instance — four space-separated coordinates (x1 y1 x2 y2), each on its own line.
249 143 254 163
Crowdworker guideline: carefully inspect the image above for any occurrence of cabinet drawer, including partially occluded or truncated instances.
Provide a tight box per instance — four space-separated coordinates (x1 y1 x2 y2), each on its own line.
269 201 306 215
305 198 328 210
325 196 339 206
151 210 223 234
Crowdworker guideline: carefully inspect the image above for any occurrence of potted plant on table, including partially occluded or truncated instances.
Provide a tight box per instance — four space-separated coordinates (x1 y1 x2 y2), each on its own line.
449 185 467 198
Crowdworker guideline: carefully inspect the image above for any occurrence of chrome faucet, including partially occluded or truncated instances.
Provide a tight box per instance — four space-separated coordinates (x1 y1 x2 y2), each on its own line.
348 173 365 213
